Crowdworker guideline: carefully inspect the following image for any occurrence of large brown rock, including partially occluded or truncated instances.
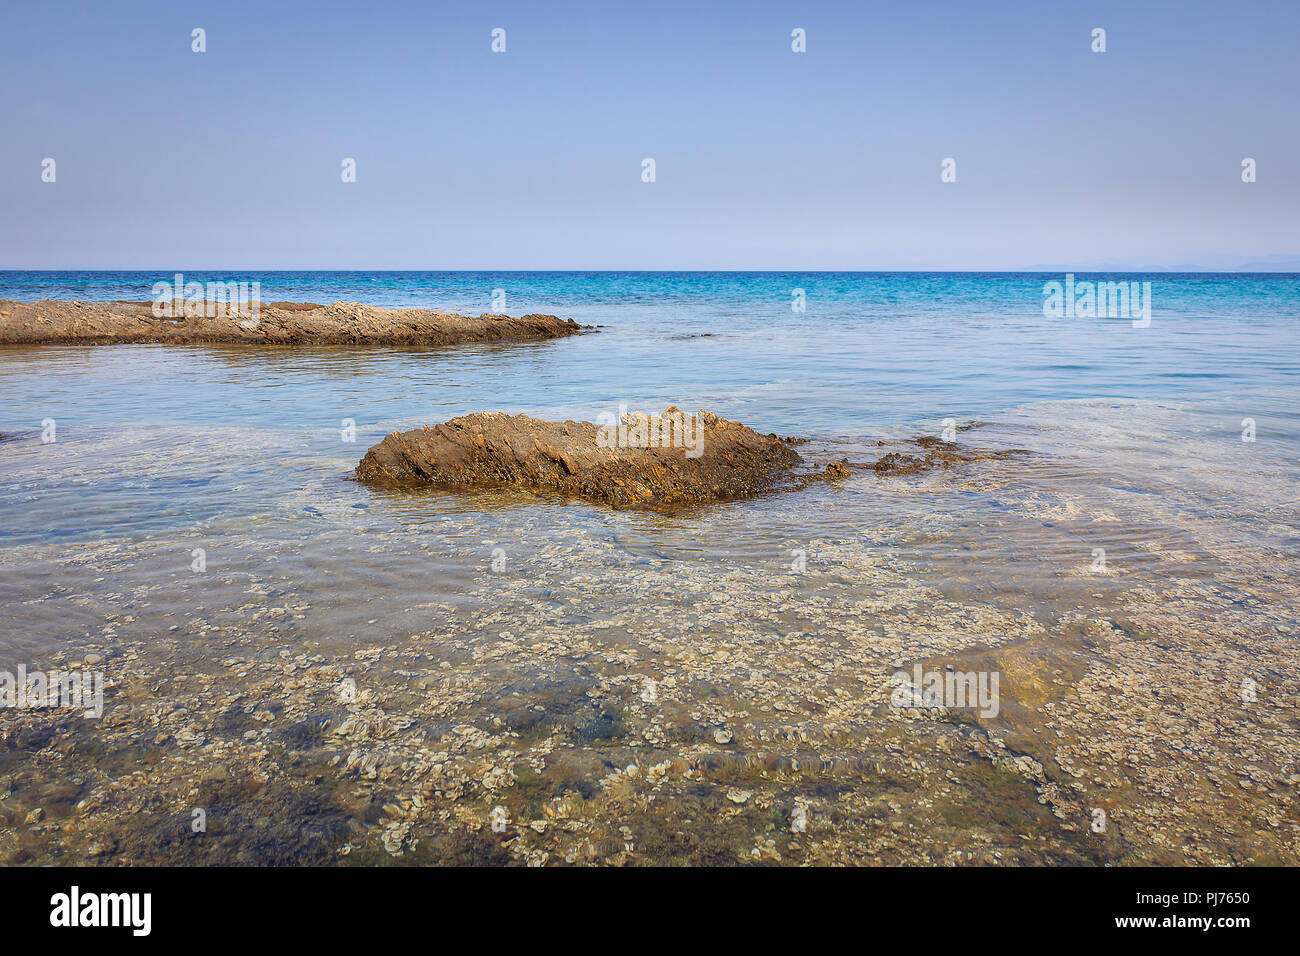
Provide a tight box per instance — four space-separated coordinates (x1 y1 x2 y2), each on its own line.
354 407 804 510
0 299 587 346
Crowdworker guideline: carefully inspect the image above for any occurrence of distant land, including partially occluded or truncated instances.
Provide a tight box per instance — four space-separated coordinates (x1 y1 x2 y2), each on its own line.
1019 254 1300 273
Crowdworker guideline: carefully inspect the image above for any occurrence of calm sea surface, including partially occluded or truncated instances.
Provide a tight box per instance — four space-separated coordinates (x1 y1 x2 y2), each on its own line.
1 272 1297 864
2 270 1298 435
2 270 1297 631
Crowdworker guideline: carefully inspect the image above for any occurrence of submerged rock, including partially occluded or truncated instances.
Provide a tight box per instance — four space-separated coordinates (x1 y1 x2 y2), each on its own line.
871 437 1028 475
0 299 588 347
355 407 804 511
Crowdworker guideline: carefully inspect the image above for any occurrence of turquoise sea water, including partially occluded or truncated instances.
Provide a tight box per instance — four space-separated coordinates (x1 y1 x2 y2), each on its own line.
2 270 1297 433
2 272 1298 864
1 271 1297 550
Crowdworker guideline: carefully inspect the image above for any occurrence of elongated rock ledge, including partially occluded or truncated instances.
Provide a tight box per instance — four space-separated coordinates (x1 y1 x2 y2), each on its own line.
0 299 587 346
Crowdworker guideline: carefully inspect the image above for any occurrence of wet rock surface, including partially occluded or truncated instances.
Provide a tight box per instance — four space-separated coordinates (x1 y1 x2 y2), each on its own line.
355 408 806 511
0 300 588 347
870 436 1031 475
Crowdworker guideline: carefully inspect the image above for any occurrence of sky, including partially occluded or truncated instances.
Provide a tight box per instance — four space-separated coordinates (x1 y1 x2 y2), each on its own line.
1 0 1297 270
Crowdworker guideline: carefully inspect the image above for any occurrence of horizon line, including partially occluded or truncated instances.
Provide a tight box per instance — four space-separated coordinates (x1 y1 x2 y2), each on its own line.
4 268 1300 276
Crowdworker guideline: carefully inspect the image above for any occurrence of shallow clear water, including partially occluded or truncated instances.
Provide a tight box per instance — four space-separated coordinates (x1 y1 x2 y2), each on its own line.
1 272 1297 865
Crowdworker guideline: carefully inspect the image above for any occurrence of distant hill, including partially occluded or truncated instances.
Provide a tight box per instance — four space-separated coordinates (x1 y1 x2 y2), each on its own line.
1021 254 1300 273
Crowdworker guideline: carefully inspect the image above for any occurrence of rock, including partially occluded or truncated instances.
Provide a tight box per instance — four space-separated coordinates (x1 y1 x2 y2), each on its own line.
872 437 1028 475
355 408 805 511
725 788 751 804
0 299 588 347
25 807 44 824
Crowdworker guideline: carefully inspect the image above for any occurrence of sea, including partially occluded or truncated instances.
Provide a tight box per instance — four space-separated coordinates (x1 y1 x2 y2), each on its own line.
1 271 1296 864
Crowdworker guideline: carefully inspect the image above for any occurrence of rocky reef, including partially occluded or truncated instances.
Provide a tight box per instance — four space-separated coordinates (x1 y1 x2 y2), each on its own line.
0 299 588 347
870 435 1029 475
354 410 1032 510
355 407 805 510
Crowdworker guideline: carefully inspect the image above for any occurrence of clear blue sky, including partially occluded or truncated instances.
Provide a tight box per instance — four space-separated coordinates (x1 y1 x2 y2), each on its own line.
1 0 1296 270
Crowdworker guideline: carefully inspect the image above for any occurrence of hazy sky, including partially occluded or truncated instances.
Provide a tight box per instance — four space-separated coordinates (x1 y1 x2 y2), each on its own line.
2 0 1297 270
